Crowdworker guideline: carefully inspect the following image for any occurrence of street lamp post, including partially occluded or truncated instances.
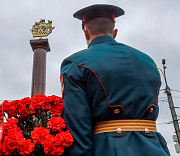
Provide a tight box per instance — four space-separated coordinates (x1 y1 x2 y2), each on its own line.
161 59 180 153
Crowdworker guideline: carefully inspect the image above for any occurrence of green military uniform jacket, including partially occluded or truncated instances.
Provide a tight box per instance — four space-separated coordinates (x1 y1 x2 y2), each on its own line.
61 35 170 156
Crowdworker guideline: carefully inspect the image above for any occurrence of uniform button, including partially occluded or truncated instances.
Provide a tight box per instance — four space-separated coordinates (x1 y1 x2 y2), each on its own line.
145 128 149 134
116 128 122 134
114 109 120 114
150 107 153 113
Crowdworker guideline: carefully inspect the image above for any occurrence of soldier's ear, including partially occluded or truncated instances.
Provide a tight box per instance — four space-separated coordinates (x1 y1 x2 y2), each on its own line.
83 29 90 40
113 29 118 39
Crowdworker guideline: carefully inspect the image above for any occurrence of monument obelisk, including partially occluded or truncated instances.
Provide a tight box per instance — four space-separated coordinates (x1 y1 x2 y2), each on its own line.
30 19 55 97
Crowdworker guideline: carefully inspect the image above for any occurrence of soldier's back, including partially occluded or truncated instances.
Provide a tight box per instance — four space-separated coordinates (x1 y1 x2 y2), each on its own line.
61 35 170 156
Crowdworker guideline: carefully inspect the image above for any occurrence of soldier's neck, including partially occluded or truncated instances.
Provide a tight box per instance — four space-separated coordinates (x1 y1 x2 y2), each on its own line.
87 34 113 46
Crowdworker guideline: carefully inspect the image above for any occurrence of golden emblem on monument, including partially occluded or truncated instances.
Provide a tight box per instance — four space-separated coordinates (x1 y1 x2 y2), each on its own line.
30 19 55 37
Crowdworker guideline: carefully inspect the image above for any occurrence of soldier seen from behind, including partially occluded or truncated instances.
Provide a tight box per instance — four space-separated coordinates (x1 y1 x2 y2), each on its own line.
60 4 171 156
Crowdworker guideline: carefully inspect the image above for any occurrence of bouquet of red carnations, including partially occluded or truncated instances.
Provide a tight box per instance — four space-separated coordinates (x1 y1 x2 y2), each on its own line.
1 95 74 156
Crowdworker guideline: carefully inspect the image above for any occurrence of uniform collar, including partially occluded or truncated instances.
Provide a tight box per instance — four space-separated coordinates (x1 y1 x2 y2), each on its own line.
88 35 116 48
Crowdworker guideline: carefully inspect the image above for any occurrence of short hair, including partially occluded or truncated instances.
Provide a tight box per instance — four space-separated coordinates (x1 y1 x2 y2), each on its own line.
84 17 115 35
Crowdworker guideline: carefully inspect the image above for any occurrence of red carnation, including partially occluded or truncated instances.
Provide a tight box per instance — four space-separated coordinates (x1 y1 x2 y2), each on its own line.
55 130 74 147
46 95 59 103
3 118 20 137
3 100 19 117
46 95 62 102
29 94 50 112
2 130 24 155
18 139 35 155
50 102 64 116
19 106 30 118
47 117 66 132
43 135 57 155
20 97 31 106
2 100 10 113
47 95 64 116
43 134 65 156
31 126 50 145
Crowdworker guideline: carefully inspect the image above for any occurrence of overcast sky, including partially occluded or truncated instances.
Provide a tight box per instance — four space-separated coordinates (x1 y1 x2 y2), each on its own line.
0 0 180 155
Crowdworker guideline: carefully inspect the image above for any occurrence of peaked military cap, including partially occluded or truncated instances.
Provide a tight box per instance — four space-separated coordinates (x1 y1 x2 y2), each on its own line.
73 4 125 29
